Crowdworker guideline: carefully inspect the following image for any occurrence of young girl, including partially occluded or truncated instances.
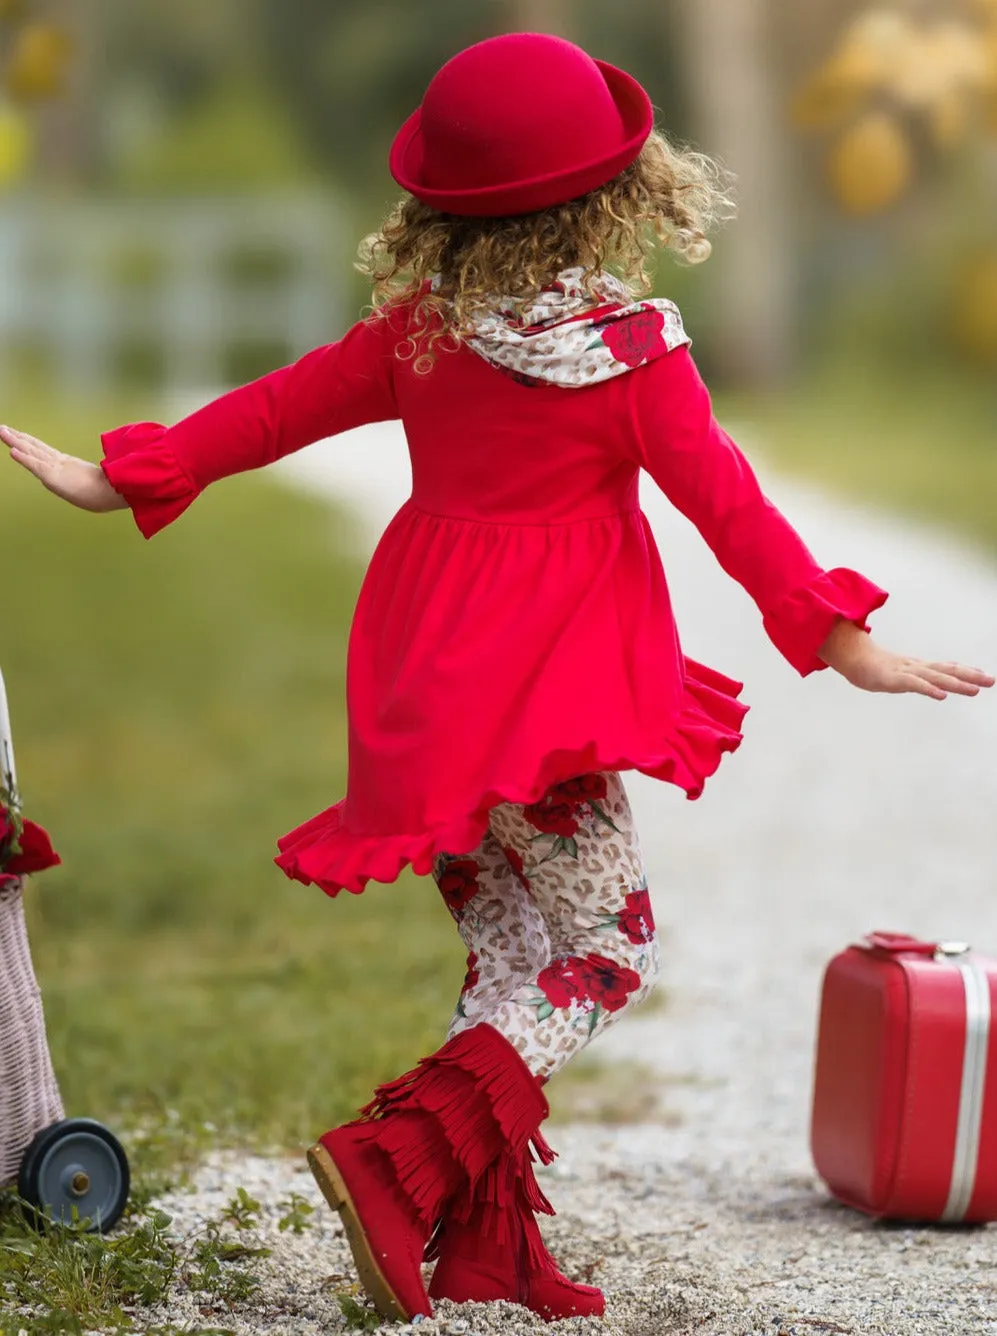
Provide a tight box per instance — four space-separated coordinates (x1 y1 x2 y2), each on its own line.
3 31 992 1327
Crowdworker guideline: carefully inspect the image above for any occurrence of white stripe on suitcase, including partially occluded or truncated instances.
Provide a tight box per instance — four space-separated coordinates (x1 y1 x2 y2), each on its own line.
941 958 992 1222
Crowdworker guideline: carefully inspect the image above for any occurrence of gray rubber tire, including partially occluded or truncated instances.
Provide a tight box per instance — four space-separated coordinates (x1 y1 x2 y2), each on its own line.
17 1118 130 1232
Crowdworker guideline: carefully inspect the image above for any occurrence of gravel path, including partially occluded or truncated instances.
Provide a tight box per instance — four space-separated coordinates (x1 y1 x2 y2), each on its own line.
148 421 997 1335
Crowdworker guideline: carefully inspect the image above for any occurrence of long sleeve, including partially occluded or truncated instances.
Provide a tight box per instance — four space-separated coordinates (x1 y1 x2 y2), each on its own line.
101 308 402 538
628 347 887 676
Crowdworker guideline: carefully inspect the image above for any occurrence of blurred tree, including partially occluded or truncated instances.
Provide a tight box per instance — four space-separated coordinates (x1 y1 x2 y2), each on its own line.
508 0 572 35
0 0 95 184
254 0 496 197
677 0 795 385
32 0 98 181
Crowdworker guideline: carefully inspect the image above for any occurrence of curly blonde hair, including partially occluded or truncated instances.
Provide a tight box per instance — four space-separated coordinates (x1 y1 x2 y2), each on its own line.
358 130 734 371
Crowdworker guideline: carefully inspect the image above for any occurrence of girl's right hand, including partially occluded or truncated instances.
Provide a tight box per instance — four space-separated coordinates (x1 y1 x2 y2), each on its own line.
1 425 127 512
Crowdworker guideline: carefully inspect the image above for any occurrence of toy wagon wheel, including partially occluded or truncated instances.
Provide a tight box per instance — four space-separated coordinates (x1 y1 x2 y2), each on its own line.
17 1118 130 1232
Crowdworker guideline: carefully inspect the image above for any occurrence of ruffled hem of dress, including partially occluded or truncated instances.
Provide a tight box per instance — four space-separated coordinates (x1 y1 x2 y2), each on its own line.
762 567 889 678
274 657 747 897
101 422 200 540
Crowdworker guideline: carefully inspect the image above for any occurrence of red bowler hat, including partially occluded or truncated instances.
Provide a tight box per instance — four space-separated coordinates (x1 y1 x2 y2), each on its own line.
389 33 654 218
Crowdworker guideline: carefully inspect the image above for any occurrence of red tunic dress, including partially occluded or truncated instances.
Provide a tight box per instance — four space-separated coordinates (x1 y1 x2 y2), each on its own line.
100 304 887 895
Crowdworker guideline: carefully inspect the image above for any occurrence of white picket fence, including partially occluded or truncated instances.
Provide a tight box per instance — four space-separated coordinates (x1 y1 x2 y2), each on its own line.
0 194 344 394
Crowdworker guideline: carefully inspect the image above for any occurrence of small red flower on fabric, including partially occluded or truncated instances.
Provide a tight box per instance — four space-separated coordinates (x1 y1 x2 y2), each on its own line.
617 885 655 945
461 951 480 995
522 796 582 868
503 845 532 893
0 799 60 891
598 308 666 368
524 775 620 867
550 774 618 833
582 954 643 1013
436 856 481 913
523 800 579 839
532 951 642 1035
536 955 593 1010
551 774 607 803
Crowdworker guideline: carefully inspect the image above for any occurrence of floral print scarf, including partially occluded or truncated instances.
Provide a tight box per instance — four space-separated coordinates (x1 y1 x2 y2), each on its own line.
462 266 690 388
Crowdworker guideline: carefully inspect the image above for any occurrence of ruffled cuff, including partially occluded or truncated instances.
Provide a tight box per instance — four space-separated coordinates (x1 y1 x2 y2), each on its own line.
762 567 889 677
100 422 200 539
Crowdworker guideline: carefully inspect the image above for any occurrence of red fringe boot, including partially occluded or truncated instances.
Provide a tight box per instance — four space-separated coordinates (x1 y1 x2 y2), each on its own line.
307 1023 550 1321
428 1132 606 1321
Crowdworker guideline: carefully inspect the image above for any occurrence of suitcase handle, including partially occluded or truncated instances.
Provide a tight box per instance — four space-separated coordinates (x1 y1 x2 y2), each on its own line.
862 931 936 955
861 931 971 959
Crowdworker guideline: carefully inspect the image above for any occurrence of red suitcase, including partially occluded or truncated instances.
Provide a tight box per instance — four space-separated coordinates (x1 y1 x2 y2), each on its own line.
811 931 997 1222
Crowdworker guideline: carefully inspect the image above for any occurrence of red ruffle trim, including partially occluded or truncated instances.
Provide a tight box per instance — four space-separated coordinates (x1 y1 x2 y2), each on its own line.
100 423 199 540
763 567 889 678
274 657 747 897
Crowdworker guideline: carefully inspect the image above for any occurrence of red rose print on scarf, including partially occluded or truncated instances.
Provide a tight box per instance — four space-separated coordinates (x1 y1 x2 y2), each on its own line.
600 308 666 368
437 857 481 913
617 885 655 945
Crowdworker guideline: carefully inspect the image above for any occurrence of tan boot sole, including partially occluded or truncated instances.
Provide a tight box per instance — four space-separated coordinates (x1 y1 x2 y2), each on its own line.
307 1141 410 1322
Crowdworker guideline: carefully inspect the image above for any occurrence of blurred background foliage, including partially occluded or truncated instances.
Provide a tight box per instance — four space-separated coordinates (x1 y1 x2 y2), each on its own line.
0 0 994 1171
0 0 996 382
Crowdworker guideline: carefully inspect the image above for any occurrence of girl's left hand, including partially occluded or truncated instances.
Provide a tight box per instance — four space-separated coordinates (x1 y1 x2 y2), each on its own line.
819 619 994 700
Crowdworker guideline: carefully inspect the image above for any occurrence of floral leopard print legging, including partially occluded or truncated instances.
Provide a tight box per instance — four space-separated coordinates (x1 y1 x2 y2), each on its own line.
432 771 660 1082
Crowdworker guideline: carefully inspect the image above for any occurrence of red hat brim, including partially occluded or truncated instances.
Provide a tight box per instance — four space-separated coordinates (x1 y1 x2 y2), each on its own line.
389 60 654 218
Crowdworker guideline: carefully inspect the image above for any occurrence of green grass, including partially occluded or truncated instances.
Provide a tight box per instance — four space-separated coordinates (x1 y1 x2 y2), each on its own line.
720 359 997 554
1 391 464 1182
0 1182 322 1334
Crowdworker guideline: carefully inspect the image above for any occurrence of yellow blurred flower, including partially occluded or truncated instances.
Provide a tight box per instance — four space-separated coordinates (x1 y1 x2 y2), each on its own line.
838 9 919 86
889 20 988 108
827 110 913 215
0 101 31 186
3 22 72 102
929 89 972 147
931 18 994 87
793 8 913 131
791 60 869 133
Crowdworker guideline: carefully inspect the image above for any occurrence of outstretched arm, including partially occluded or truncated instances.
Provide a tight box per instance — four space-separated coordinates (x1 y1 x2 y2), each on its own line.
2 308 402 537
630 348 992 700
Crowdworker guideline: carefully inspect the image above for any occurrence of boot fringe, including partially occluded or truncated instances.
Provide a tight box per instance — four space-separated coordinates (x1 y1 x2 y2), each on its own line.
520 1155 555 1217
358 1025 548 1196
352 1113 457 1228
351 1025 549 1232
531 1130 557 1166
